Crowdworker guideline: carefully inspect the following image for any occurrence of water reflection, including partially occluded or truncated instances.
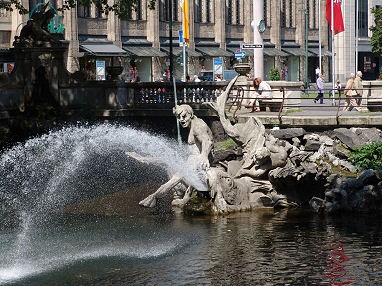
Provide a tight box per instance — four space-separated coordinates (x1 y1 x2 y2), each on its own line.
3 209 382 285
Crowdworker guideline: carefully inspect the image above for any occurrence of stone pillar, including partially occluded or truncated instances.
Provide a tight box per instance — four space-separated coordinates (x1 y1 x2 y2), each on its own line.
214 1 226 49
269 0 281 71
107 0 121 47
188 0 196 76
243 0 252 44
147 0 161 81
295 0 305 81
10 0 29 44
320 0 329 82
64 9 81 73
270 1 281 48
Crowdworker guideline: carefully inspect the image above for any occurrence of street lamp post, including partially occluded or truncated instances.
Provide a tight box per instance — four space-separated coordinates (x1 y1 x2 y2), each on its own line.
305 9 309 90
169 0 173 82
252 0 264 78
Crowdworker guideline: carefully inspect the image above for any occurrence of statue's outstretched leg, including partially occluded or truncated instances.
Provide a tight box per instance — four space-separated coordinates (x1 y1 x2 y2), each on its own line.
139 175 182 207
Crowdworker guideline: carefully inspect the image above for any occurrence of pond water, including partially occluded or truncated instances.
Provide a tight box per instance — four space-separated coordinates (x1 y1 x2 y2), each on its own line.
1 210 382 285
1 124 382 285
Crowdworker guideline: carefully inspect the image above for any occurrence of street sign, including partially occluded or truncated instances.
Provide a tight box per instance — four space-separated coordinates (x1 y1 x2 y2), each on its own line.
178 30 184 46
235 51 246 59
96 60 105 81
213 58 223 65
241 44 263 49
213 58 223 77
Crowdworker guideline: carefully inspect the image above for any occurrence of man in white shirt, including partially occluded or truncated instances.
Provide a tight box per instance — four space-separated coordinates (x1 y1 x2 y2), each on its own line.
251 77 272 112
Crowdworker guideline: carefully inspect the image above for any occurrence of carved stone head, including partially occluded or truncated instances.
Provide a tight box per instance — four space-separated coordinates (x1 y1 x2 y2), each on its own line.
173 104 194 128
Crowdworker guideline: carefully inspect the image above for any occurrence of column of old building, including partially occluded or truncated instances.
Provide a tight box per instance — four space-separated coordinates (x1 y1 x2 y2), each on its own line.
270 0 281 70
243 0 252 44
295 0 305 82
64 8 81 73
214 0 226 54
188 0 197 76
10 0 29 47
319 0 329 82
106 0 121 47
147 0 161 81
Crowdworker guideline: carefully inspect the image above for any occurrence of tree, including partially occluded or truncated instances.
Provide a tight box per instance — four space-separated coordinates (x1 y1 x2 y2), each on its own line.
0 0 156 18
370 6 382 56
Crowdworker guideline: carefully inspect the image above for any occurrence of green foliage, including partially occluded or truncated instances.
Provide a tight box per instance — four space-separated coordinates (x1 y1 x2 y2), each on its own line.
214 138 237 151
349 142 382 171
0 0 156 18
269 68 281 81
370 7 382 56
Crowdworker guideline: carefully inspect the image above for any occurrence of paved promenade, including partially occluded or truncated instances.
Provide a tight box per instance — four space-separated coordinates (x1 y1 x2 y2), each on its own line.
234 96 382 128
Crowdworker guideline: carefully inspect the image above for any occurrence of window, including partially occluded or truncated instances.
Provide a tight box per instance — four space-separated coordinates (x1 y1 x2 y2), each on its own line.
235 0 240 24
195 0 202 23
206 0 211 23
264 0 268 26
77 1 90 18
358 0 368 37
227 0 233 25
160 0 169 21
95 0 103 18
281 0 286 27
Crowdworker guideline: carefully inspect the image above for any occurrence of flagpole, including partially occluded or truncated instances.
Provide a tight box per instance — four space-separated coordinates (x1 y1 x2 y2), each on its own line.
319 0 322 73
355 0 359 73
331 0 335 106
182 3 186 82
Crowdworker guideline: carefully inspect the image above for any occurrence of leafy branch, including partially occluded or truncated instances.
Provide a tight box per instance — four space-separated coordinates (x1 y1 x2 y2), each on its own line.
0 0 157 18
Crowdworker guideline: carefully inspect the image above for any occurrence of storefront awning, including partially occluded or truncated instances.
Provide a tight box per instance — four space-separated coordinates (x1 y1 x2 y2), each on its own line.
161 46 202 57
308 48 332 56
264 48 289 57
226 47 288 57
123 46 166 57
196 46 233 57
282 47 314 57
80 43 128 57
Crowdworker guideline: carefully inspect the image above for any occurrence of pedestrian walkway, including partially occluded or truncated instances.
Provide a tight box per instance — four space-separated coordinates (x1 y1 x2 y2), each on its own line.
234 96 382 128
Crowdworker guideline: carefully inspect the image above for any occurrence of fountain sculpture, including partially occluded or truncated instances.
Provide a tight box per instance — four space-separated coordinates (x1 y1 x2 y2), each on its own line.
137 67 382 215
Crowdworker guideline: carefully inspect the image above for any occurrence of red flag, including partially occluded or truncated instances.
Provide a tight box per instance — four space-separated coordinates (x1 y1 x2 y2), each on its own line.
326 0 345 35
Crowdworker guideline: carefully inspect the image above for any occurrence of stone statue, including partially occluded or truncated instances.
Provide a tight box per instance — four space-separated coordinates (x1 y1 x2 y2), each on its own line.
14 3 58 48
135 66 369 215
137 104 214 208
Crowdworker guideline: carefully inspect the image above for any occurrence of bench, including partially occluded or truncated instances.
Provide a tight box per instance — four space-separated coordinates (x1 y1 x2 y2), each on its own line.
259 99 282 112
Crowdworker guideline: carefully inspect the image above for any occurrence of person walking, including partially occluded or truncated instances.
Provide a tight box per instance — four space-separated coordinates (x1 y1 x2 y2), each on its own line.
353 71 363 106
343 73 361 112
314 74 324 104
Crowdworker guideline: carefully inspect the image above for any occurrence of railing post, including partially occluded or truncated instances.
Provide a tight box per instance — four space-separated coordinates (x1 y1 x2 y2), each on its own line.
336 87 341 125
278 87 285 124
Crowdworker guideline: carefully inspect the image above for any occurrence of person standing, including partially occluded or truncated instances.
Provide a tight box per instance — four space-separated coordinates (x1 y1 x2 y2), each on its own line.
334 79 342 93
353 71 363 106
315 66 321 79
314 74 324 104
343 73 361 112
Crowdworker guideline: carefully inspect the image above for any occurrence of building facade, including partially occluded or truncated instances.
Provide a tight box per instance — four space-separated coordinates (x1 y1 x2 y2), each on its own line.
0 0 380 83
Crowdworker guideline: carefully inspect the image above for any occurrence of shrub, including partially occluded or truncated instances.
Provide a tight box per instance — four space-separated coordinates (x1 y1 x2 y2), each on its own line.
349 142 382 171
269 68 281 81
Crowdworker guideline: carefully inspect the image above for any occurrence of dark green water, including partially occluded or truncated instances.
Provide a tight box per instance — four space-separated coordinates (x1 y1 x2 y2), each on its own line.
2 209 382 286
